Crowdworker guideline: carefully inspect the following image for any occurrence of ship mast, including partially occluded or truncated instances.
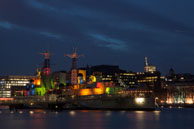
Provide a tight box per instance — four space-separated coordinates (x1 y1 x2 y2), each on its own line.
40 50 51 76
65 48 83 85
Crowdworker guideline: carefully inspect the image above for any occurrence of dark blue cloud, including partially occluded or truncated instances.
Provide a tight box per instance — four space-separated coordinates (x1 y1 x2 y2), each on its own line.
0 0 194 75
89 33 128 51
0 21 14 29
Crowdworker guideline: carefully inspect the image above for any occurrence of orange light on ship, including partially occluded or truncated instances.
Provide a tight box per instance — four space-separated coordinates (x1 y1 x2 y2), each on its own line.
166 98 173 104
93 88 104 95
185 98 193 104
96 82 105 89
34 79 41 86
37 79 41 85
0 98 14 101
74 85 79 90
80 89 92 96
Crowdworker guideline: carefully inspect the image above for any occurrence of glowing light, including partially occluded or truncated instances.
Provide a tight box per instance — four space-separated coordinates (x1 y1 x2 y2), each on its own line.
18 111 23 114
177 100 184 104
34 79 41 86
29 111 34 114
166 98 173 104
35 87 46 96
90 75 96 82
96 82 104 89
135 98 145 104
135 111 144 114
69 111 76 116
27 84 30 89
78 70 86 81
38 72 41 76
106 87 110 94
185 98 193 104
32 89 35 96
78 76 83 84
80 89 92 96
43 68 51 75
154 111 160 116
93 88 104 95
73 85 79 90
0 98 14 101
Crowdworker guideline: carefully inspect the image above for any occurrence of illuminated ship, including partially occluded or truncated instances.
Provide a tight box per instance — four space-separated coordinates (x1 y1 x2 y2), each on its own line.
37 49 155 110
2 49 155 110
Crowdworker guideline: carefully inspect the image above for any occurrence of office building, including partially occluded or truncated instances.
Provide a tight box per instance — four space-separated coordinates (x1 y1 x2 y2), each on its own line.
0 75 38 97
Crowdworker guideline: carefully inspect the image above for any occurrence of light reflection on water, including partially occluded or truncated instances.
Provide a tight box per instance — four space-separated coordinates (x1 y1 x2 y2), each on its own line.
0 109 193 129
69 111 76 116
105 111 112 116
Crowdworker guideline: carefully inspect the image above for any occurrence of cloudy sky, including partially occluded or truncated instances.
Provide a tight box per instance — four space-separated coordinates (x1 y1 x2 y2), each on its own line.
0 0 194 75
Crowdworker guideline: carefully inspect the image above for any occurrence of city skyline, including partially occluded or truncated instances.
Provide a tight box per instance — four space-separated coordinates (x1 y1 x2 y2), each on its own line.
1 0 194 75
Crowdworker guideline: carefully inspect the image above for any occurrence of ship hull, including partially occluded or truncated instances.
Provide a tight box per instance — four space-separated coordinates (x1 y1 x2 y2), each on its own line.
74 97 155 110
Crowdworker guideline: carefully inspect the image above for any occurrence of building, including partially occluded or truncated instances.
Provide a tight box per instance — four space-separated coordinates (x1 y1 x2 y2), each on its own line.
119 72 138 87
90 65 125 81
88 65 125 86
159 69 194 105
136 71 161 88
165 82 194 104
0 75 38 97
83 65 139 88
135 57 161 88
166 68 194 83
144 57 156 73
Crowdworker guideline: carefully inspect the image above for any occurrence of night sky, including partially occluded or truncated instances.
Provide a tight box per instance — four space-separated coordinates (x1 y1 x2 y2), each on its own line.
0 0 194 75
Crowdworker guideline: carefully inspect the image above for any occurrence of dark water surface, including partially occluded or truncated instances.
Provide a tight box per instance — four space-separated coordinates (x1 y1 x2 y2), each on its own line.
0 108 193 129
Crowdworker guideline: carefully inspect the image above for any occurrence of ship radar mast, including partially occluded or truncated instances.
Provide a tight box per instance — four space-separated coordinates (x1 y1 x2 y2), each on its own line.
40 50 53 76
64 47 83 85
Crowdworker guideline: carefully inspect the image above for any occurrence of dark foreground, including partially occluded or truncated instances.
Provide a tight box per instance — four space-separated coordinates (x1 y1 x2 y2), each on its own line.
0 108 193 129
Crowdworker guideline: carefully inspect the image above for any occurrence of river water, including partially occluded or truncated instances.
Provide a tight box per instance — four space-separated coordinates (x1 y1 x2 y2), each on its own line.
0 108 193 129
